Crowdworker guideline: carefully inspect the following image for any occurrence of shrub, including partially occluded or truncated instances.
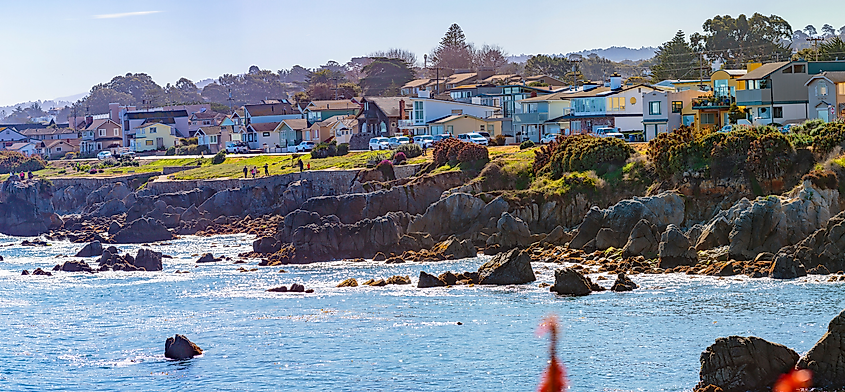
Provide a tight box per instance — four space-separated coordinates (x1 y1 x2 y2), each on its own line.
337 143 350 156
534 134 635 180
366 152 391 168
375 159 396 180
457 143 489 163
165 146 176 156
811 122 845 156
310 142 337 159
786 132 814 148
211 150 226 164
803 169 838 190
520 140 535 150
746 132 795 180
0 151 46 174
175 144 209 156
432 138 489 167
63 152 77 160
393 151 407 164
179 137 199 146
492 134 507 146
395 143 422 158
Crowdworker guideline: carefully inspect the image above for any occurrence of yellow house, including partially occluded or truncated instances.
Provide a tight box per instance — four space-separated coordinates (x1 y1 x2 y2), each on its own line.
427 114 490 136
692 69 748 130
134 122 178 152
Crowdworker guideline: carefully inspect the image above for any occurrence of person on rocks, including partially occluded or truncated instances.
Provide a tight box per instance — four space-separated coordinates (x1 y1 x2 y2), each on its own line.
243 166 248 178
19 172 25 181
298 159 303 172
27 171 33 180
263 163 269 176
251 167 257 178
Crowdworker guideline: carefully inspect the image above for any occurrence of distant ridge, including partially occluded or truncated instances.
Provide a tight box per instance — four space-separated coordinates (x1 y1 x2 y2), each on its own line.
508 46 657 63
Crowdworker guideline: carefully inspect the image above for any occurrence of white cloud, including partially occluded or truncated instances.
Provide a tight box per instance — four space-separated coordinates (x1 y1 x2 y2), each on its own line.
93 11 161 19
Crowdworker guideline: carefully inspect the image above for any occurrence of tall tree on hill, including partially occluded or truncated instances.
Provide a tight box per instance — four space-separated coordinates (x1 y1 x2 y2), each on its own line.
473 44 509 71
430 23 473 70
818 36 845 61
164 77 203 105
359 57 415 96
651 30 702 82
805 25 818 36
691 14 792 68
822 24 836 36
106 73 164 107
80 84 134 114
524 55 570 78
369 49 418 67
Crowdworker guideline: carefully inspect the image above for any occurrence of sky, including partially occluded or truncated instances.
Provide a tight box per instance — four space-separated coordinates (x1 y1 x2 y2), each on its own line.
0 0 843 107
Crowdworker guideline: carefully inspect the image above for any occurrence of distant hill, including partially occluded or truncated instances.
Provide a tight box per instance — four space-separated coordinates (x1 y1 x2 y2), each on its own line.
508 46 657 63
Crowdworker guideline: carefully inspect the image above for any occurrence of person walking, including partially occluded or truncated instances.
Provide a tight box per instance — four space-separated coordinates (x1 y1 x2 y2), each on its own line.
297 159 303 172
243 166 248 178
307 162 310 171
263 163 269 176
251 167 256 179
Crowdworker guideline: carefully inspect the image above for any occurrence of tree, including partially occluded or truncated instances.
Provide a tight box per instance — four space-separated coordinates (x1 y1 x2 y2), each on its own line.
369 49 417 67
805 25 818 36
651 30 702 82
166 77 202 104
818 36 845 61
524 54 570 78
691 14 792 68
79 84 134 114
359 57 415 96
473 44 509 70
822 24 836 36
430 23 473 69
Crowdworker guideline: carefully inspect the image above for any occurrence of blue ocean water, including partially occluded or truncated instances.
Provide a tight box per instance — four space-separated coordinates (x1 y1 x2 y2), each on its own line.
0 233 842 392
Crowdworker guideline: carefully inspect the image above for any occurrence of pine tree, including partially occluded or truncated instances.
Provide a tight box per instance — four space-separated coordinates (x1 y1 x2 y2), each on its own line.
651 30 701 82
430 24 473 70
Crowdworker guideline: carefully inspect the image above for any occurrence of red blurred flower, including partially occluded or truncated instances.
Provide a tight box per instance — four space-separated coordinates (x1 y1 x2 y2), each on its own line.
537 315 568 392
773 369 812 392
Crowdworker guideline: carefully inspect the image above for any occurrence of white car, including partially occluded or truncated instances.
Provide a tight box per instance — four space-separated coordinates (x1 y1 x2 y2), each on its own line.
388 136 410 149
225 141 249 153
458 132 489 146
593 127 625 139
97 151 112 160
540 133 560 144
368 137 389 150
413 135 434 148
294 141 316 152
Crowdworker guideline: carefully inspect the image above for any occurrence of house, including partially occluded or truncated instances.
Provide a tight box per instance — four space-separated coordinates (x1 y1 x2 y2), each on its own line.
276 118 309 149
123 109 190 146
36 139 79 159
0 127 28 143
400 79 431 96
5 141 37 156
515 92 574 138
805 71 845 121
357 97 411 137
304 100 361 125
736 60 845 126
133 122 178 152
398 96 499 136
691 69 746 130
642 90 707 139
426 114 492 136
195 126 224 153
20 127 78 141
246 121 283 150
243 101 301 125
82 118 123 154
188 110 226 136
325 116 359 144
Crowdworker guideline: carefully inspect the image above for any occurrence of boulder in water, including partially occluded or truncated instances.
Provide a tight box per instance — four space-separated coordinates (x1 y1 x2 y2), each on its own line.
797 308 845 388
111 218 174 244
550 268 592 296
75 241 103 257
196 253 221 263
59 260 94 273
610 272 638 292
134 248 163 272
697 335 798 392
417 271 446 288
164 334 203 360
477 248 536 285
768 252 806 279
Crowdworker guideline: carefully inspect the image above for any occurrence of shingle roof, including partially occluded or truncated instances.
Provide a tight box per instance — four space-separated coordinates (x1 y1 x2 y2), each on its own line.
85 119 121 131
737 62 789 80
366 97 408 117
807 71 845 85
279 118 308 130
20 127 76 136
306 100 361 112
446 72 478 85
248 122 280 133
428 114 483 124
402 78 431 89
244 102 298 116
196 126 223 136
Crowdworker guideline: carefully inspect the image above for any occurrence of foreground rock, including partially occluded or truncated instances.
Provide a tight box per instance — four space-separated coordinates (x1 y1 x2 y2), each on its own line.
97 246 163 272
477 248 536 285
658 225 697 269
797 308 845 388
697 335 798 392
0 178 62 236
418 271 447 288
768 251 807 279
57 260 94 273
164 334 203 360
134 248 163 272
267 283 314 293
196 253 221 263
610 272 638 292
111 218 174 244
550 268 592 296
75 241 103 257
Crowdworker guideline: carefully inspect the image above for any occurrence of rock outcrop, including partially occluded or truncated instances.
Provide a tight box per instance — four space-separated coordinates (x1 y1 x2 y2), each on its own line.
658 224 698 269
57 259 94 273
610 272 638 292
408 192 508 241
477 248 536 285
164 334 203 360
111 218 174 244
780 210 845 273
134 248 163 271
485 212 534 251
621 219 659 258
797 309 845 388
75 241 103 257
550 268 592 296
768 251 806 279
0 178 62 236
697 336 798 392
430 236 476 260
418 271 446 288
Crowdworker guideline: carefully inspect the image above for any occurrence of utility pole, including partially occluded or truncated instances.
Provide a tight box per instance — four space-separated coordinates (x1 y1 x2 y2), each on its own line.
807 36 825 61
569 58 582 90
227 88 234 114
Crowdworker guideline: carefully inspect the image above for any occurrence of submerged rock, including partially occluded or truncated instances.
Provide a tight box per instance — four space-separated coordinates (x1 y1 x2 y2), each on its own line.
196 253 221 263
697 335 798 392
336 278 358 287
164 334 203 360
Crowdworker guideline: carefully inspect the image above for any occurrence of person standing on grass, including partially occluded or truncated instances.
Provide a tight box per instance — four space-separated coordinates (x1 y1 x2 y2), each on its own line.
298 159 303 172
243 166 248 178
263 163 269 176
307 162 310 170
251 167 256 179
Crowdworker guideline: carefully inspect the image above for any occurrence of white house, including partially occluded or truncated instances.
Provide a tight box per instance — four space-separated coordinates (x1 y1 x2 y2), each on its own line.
398 95 499 136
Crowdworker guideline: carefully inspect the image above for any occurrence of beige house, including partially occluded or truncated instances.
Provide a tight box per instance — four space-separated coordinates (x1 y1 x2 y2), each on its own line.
805 71 845 122
427 114 490 136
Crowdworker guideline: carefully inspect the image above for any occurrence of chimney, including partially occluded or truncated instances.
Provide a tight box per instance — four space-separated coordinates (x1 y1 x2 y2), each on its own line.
399 99 406 120
610 73 622 90
477 67 495 81
85 115 93 127
109 103 119 123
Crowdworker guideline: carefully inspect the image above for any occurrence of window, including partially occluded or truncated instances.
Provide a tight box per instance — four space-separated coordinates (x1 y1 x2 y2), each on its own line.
56 147 61 152
145 140 153 146
672 101 683 113
839 83 845 95
203 120 210 125
773 107 783 118
304 131 310 140
488 124 494 133
446 125 453 134
413 101 424 121
607 97 625 111
262 132 270 137
98 129 105 137
139 129 145 135
701 113 716 124
817 81 829 96
113 129 119 136
793 64 806 73
480 125 485 132
210 135 218 143
758 107 771 119
649 101 661 115
149 127 157 134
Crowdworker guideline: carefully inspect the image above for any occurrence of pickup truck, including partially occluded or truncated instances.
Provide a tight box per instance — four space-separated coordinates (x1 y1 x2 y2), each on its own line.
593 127 625 139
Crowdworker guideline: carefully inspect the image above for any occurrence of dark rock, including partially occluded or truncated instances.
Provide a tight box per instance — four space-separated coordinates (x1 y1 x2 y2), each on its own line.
797 308 845 388
289 283 305 293
695 216 732 251
477 248 536 285
610 272 637 292
438 271 458 286
385 275 411 285
807 264 831 275
108 221 122 235
32 268 52 276
541 225 572 246
431 236 476 260
728 197 788 261
698 335 798 392
769 252 807 279
134 248 163 271
59 260 94 273
417 271 446 288
164 334 203 360
622 219 659 258
267 286 288 292
485 212 533 251
196 253 221 263
252 236 281 254
21 270 29 275
21 239 49 246
0 178 61 236
658 224 698 269
384 256 405 264
550 268 592 296
75 241 103 257
111 218 174 244
373 252 387 262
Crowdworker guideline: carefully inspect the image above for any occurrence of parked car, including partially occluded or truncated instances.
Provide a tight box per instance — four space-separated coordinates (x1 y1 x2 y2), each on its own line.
413 135 435 148
432 134 453 143
120 150 136 159
368 137 390 150
625 132 646 142
97 151 112 160
457 132 489 146
719 124 751 133
388 136 410 149
540 133 560 144
225 141 249 153
294 141 316 152
780 124 797 133
593 127 624 139
477 131 492 141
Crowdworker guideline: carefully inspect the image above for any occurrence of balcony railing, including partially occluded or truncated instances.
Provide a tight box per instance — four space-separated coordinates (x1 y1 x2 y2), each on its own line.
692 95 735 109
513 112 548 124
398 119 425 128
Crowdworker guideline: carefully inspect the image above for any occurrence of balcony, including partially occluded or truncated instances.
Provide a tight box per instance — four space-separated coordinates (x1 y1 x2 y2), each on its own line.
398 119 425 128
513 112 548 124
736 89 770 106
692 95 735 110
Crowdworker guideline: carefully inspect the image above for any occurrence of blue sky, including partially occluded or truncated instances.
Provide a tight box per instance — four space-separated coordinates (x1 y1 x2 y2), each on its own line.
0 0 843 106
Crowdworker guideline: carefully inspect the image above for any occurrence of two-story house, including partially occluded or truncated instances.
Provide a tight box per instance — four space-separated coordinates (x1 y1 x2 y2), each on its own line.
515 91 575 139
356 97 410 137
642 89 707 139
691 69 746 130
187 110 226 136
562 74 662 138
133 122 178 152
276 119 309 149
242 101 302 149
304 100 361 125
805 71 845 122
398 94 498 136
82 118 123 154
122 109 190 147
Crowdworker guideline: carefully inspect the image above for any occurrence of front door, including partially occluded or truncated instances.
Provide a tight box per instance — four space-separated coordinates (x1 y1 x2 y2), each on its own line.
818 109 829 122
156 138 164 149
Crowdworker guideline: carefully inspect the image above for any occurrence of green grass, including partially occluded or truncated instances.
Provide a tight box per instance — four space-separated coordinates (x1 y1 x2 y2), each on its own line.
530 171 599 197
